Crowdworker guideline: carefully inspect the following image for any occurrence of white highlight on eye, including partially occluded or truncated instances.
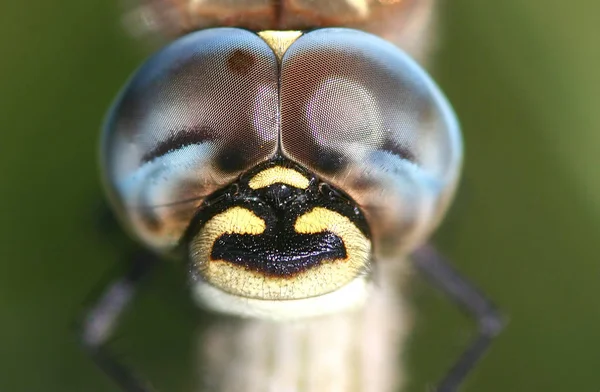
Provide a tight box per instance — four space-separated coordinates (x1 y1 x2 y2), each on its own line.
117 143 227 250
252 83 279 143
120 144 214 208
306 76 385 162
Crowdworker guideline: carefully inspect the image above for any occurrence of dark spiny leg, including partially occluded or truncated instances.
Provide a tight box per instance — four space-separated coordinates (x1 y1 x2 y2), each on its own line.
78 252 158 392
411 244 505 392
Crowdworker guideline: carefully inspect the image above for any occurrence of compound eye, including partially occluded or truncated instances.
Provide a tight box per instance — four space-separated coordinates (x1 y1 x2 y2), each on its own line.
280 28 459 180
279 29 462 254
101 28 279 251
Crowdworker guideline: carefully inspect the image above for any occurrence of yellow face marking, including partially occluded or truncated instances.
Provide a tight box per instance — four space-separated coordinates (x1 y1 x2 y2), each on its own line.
190 207 265 272
248 166 310 190
257 30 303 61
295 207 370 274
347 0 369 17
202 259 367 301
191 205 371 301
202 206 265 236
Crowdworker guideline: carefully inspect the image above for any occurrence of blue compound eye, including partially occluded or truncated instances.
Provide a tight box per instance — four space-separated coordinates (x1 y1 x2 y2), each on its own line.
278 28 462 257
102 28 280 250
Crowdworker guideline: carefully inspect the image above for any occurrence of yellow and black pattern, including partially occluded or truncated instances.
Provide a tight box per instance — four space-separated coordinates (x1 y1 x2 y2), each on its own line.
188 159 371 300
248 166 310 190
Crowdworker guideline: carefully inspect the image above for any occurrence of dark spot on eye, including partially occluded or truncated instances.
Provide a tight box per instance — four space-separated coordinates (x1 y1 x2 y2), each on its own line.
381 138 417 163
139 207 162 232
142 126 217 163
215 145 247 173
313 149 347 174
227 49 255 75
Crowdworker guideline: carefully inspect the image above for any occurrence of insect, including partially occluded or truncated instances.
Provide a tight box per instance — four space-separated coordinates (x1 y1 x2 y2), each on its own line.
81 1 503 391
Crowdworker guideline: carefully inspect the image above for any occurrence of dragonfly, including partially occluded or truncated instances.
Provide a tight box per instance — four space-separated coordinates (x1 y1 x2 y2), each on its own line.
80 1 504 391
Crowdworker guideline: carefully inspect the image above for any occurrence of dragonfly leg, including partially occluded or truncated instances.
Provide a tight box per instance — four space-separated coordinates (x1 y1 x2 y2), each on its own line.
411 244 505 392
78 251 158 392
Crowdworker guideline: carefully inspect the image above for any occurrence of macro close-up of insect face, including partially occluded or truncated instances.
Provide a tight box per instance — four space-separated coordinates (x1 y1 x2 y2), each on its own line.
102 26 461 317
4 1 600 392
82 2 498 391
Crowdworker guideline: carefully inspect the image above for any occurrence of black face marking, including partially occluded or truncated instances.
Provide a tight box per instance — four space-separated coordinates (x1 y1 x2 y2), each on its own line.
266 183 293 204
185 159 371 276
141 126 216 163
211 231 346 277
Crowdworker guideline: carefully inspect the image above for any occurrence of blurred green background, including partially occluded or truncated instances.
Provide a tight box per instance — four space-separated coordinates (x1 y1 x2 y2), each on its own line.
1 1 599 391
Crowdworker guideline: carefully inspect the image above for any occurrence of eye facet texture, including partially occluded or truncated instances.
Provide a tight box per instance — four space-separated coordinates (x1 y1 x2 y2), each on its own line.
102 28 279 250
279 28 461 255
103 27 461 257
